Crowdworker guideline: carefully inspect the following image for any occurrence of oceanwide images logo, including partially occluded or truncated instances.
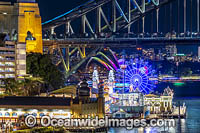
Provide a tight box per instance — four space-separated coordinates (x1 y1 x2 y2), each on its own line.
25 115 37 128
25 115 176 129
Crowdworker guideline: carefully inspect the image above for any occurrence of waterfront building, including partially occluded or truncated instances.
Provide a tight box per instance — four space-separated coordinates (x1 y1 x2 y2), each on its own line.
110 89 146 118
0 96 97 122
144 86 174 114
0 80 104 122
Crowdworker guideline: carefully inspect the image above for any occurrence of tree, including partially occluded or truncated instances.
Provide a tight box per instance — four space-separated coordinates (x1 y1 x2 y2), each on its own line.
20 78 44 96
4 79 21 95
26 53 65 90
4 78 44 96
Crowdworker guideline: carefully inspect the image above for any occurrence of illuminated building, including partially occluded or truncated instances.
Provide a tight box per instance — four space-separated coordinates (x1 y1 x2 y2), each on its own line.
166 45 177 58
111 89 146 118
0 41 26 93
142 48 155 60
144 86 174 114
0 0 43 53
0 97 72 122
0 79 105 122
108 70 115 94
0 41 26 80
73 79 104 118
92 67 99 89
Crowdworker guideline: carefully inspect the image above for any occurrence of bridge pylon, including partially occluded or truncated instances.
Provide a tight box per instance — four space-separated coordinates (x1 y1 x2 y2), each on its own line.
18 0 43 53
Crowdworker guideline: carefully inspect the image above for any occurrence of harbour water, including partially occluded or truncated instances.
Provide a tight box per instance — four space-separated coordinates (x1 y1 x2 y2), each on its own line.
108 98 200 133
108 82 200 133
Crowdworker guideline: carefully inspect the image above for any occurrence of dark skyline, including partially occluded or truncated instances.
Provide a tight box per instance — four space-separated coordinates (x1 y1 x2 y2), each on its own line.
0 0 89 22
37 0 89 22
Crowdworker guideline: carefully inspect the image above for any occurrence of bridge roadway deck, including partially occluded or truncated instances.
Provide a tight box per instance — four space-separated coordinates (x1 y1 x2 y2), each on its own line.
43 38 200 48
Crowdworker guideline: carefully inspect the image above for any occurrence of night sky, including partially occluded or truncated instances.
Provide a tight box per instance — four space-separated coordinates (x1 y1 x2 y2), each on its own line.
36 0 89 22
1 0 88 22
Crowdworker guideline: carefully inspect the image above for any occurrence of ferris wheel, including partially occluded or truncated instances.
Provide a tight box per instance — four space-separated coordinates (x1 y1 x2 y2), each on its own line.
116 59 157 94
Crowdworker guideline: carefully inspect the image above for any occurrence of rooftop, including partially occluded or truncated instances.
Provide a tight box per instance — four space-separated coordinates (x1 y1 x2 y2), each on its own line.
145 94 159 98
0 96 71 106
0 2 11 5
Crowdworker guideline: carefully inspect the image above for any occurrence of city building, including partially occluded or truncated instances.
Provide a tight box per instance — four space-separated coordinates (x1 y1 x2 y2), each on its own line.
144 86 174 114
0 0 43 53
0 41 26 80
166 45 177 58
0 41 26 93
142 48 155 60
0 79 105 123
110 89 146 118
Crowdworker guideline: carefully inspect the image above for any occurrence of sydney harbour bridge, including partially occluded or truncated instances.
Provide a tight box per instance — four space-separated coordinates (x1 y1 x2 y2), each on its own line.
41 0 200 79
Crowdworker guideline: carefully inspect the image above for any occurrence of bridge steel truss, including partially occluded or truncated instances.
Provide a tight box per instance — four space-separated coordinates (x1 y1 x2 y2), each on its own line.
45 42 102 79
42 0 200 79
42 0 175 38
42 0 174 78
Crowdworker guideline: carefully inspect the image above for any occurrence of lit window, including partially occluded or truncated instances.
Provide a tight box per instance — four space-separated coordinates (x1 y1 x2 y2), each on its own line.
12 113 17 117
40 113 45 117
0 63 4 66
5 74 15 78
5 68 14 72
17 60 26 65
5 112 10 116
32 113 37 117
0 75 5 78
18 49 26 55
5 62 15 66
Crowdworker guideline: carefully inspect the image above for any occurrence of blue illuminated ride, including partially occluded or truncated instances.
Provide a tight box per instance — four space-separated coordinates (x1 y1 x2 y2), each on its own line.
115 59 157 94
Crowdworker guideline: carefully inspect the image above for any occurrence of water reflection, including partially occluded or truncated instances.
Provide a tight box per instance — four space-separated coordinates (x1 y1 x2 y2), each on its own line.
109 99 200 133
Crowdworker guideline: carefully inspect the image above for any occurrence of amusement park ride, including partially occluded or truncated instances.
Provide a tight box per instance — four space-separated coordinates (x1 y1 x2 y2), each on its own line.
90 57 186 118
91 57 158 115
